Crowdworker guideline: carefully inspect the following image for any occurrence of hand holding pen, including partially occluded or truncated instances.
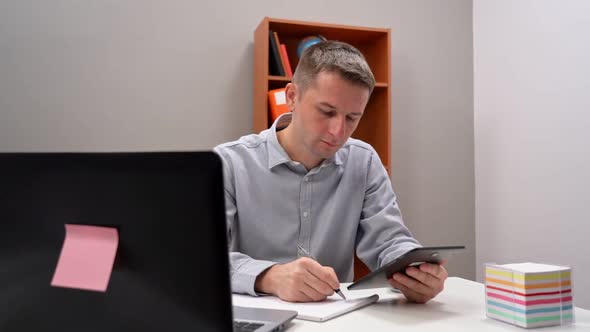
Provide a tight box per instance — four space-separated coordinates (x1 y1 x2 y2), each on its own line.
254 245 348 302
297 245 347 300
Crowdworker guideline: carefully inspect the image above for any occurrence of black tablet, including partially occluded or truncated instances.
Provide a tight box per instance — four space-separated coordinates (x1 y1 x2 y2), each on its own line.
347 246 466 290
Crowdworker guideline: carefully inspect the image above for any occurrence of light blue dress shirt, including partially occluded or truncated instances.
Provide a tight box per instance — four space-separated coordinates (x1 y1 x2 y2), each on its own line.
213 113 421 295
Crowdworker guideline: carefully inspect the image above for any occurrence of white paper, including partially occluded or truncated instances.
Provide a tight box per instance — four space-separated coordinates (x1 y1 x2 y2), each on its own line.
232 293 379 322
274 90 287 105
496 262 570 273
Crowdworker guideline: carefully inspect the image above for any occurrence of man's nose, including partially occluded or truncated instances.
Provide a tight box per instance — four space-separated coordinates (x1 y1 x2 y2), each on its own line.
328 116 345 140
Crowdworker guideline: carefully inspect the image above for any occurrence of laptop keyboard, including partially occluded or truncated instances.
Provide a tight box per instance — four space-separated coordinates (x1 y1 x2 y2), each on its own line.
234 320 265 332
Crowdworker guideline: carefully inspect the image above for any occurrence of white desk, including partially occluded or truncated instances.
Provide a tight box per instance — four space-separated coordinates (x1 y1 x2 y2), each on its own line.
286 277 590 331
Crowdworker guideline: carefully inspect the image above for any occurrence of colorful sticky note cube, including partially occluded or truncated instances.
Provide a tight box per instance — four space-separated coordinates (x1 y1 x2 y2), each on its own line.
485 262 574 328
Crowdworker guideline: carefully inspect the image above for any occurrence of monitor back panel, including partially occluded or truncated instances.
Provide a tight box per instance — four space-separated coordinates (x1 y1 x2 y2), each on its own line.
0 152 232 332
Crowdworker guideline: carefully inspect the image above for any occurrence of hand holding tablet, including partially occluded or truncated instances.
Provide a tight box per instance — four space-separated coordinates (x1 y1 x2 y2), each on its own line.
347 246 466 291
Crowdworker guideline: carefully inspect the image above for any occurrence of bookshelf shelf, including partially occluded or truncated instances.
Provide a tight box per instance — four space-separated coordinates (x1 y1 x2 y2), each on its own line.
268 75 291 81
269 75 388 87
254 17 392 281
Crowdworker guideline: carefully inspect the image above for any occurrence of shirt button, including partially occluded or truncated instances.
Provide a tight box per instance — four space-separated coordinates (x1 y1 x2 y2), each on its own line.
304 177 310 182
303 211 308 218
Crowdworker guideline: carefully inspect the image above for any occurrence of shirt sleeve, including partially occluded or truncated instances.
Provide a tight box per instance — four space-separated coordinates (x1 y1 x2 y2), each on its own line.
213 145 277 296
355 150 422 271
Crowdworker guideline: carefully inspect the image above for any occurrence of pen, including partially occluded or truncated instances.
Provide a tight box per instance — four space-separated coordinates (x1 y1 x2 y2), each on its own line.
297 245 347 300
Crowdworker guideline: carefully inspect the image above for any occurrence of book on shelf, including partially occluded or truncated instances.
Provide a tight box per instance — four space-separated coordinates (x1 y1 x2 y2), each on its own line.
273 32 290 78
268 30 285 76
279 44 293 77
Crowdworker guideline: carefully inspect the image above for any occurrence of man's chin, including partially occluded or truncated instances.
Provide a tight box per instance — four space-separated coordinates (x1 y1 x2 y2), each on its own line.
314 147 340 160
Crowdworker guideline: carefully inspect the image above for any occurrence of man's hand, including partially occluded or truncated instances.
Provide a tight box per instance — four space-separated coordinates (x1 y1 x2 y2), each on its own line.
255 257 340 302
388 261 448 303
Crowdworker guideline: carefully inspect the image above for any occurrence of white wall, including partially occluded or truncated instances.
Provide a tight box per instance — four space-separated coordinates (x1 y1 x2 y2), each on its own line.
0 1 475 278
474 0 590 309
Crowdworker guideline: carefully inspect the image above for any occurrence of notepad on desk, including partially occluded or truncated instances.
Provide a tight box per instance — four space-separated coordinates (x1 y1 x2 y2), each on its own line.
232 292 379 322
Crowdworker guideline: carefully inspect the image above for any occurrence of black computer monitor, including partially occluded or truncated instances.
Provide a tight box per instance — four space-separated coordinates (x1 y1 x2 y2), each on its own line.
0 152 232 331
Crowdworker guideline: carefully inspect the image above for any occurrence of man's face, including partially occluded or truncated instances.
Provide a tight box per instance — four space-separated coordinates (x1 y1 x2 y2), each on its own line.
286 71 370 161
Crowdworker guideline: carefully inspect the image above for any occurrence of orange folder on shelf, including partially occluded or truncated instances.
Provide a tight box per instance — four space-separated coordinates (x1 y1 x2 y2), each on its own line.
268 88 290 122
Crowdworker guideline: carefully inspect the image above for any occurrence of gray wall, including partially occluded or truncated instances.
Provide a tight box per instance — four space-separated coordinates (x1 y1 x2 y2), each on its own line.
0 1 475 279
474 0 590 308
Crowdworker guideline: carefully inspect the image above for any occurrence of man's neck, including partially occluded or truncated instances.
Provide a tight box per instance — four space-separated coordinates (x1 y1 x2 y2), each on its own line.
277 125 323 171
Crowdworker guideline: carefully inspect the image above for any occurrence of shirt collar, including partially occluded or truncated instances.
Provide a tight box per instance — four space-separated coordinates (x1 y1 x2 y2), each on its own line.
266 113 292 169
266 113 344 170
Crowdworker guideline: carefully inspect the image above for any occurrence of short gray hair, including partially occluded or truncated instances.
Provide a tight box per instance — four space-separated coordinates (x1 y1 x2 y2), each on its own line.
292 40 376 96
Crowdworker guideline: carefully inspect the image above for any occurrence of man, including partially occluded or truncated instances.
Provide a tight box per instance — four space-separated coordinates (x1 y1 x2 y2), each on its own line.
214 41 447 303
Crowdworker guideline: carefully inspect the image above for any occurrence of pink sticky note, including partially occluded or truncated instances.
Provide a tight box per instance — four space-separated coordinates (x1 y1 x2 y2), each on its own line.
51 224 119 292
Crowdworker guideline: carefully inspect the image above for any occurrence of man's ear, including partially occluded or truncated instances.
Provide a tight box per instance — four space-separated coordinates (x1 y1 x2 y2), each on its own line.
285 83 297 111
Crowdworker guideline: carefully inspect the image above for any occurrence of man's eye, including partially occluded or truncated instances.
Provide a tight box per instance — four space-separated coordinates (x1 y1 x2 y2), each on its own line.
320 109 334 116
